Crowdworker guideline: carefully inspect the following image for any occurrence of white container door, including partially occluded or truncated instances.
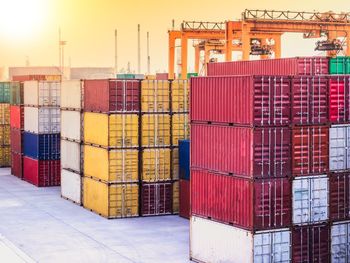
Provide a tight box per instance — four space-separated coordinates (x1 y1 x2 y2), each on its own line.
49 81 60 106
61 169 82 204
61 80 82 109
61 140 81 173
331 222 350 263
330 126 347 171
24 81 38 106
38 108 60 133
24 107 38 133
61 110 82 141
311 176 329 222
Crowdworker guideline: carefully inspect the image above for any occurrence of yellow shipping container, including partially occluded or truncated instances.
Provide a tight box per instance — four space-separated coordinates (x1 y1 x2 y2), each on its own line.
172 113 190 146
83 177 139 218
142 148 171 182
172 148 179 180
84 112 138 148
0 104 10 125
173 181 179 214
45 75 62 81
0 125 10 145
84 145 138 183
142 114 170 147
145 75 156 80
141 80 170 112
0 146 11 167
172 80 189 113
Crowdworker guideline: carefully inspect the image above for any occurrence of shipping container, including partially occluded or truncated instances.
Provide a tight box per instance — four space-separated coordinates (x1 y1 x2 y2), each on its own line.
0 125 10 145
179 179 190 219
292 224 330 263
330 172 350 222
10 105 24 130
12 75 61 82
292 175 329 225
172 113 189 146
207 57 329 76
141 114 171 147
23 132 60 160
0 104 10 124
329 125 350 171
141 148 171 182
61 110 82 142
60 80 83 110
83 177 139 218
331 221 350 262
24 107 60 134
179 140 190 180
191 76 291 126
329 75 350 123
173 180 179 214
141 80 170 113
172 148 179 180
84 79 140 113
291 76 328 125
84 112 138 148
171 80 189 113
329 57 350 74
292 125 329 175
191 169 291 230
10 128 21 153
190 216 291 263
9 82 22 105
84 145 138 183
191 124 291 178
0 146 11 166
23 157 60 187
11 152 22 178
61 140 82 174
145 75 156 80
23 81 60 107
61 169 82 204
140 182 173 216
156 73 169 80
0 82 11 103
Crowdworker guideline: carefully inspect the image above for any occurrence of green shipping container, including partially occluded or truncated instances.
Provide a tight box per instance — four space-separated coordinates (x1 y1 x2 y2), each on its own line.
329 57 350 74
187 73 198 79
116 74 136 79
0 82 11 103
9 82 22 105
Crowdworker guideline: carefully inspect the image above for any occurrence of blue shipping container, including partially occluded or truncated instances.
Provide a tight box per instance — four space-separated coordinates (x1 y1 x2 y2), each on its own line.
179 139 190 180
23 132 60 160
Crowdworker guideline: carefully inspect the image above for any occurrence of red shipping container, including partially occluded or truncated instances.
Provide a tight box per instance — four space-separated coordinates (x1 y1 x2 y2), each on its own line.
10 128 22 153
190 76 291 126
10 105 24 130
291 76 328 125
84 79 140 112
292 126 329 175
292 224 330 263
191 169 291 230
191 124 291 178
329 76 350 123
330 172 350 222
23 156 60 187
207 57 329 76
156 73 169 80
179 179 190 219
11 152 23 179
141 182 172 216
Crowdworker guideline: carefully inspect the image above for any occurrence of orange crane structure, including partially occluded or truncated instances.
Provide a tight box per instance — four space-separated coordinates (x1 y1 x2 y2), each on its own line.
168 9 350 79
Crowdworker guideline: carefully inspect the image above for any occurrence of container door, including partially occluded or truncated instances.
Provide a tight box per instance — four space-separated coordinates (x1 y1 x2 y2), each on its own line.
310 176 329 223
330 126 347 171
311 77 328 124
329 77 346 123
39 108 50 133
347 126 350 169
331 223 350 263
293 177 310 224
49 81 60 106
39 81 50 106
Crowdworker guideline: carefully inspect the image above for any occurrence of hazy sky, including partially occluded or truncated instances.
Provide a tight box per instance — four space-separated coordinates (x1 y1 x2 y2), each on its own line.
0 0 350 73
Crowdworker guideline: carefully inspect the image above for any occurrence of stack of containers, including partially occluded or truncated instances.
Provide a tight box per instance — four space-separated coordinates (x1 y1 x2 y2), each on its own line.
178 139 190 219
191 57 334 263
23 81 61 187
0 82 11 167
60 80 84 204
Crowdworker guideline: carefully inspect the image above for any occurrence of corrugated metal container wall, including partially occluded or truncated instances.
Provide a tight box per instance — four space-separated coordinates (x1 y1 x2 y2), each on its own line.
61 110 82 142
179 179 190 219
10 105 24 130
84 79 140 113
191 169 291 230
141 114 171 147
61 140 82 174
0 125 10 145
83 177 139 218
24 107 60 134
11 152 23 178
172 113 189 146
331 222 350 262
292 126 329 175
179 140 190 181
23 132 60 160
191 124 291 178
140 182 173 216
0 82 11 103
171 80 189 113
329 172 350 222
329 125 350 171
329 76 350 123
23 81 60 107
173 181 179 214
190 216 291 263
141 148 171 182
292 224 330 263
9 82 22 105
207 57 329 76
10 128 21 153
291 76 328 125
23 157 60 187
172 148 179 180
191 76 291 126
0 146 11 166
84 145 138 183
141 80 170 113
60 80 83 110
292 175 329 225
0 104 10 124
61 169 82 204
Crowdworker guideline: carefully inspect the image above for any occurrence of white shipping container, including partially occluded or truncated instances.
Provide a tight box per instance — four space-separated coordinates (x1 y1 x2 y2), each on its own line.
331 221 350 263
190 216 291 263
61 169 82 204
24 107 60 134
61 80 83 110
24 81 60 106
61 110 82 142
293 175 329 225
61 140 82 173
330 125 350 171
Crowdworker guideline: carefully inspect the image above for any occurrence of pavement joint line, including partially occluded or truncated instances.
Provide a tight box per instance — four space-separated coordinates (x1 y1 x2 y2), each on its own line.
0 233 36 263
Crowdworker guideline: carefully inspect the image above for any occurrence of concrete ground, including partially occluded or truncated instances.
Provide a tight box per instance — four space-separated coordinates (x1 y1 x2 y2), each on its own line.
0 168 190 263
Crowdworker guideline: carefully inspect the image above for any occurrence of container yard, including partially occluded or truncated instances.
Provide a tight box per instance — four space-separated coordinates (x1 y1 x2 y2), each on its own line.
3 2 350 263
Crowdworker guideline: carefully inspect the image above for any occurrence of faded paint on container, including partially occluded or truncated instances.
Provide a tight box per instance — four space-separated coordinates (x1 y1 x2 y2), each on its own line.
140 182 173 216
10 128 21 153
191 76 291 126
84 145 138 183
84 112 138 148
9 82 22 105
141 80 170 113
179 179 190 219
23 157 60 187
10 105 24 130
141 114 171 147
61 169 82 204
172 113 189 146
292 126 329 175
331 221 350 262
61 110 82 142
329 124 350 171
191 124 291 178
172 80 189 113
0 104 10 125
329 76 350 123
329 172 350 222
83 177 139 218
60 80 83 110
61 140 82 174
24 81 60 107
23 132 60 160
141 148 171 182
179 140 190 180
24 107 60 134
190 216 291 263
173 180 179 214
191 169 291 230
11 152 23 178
